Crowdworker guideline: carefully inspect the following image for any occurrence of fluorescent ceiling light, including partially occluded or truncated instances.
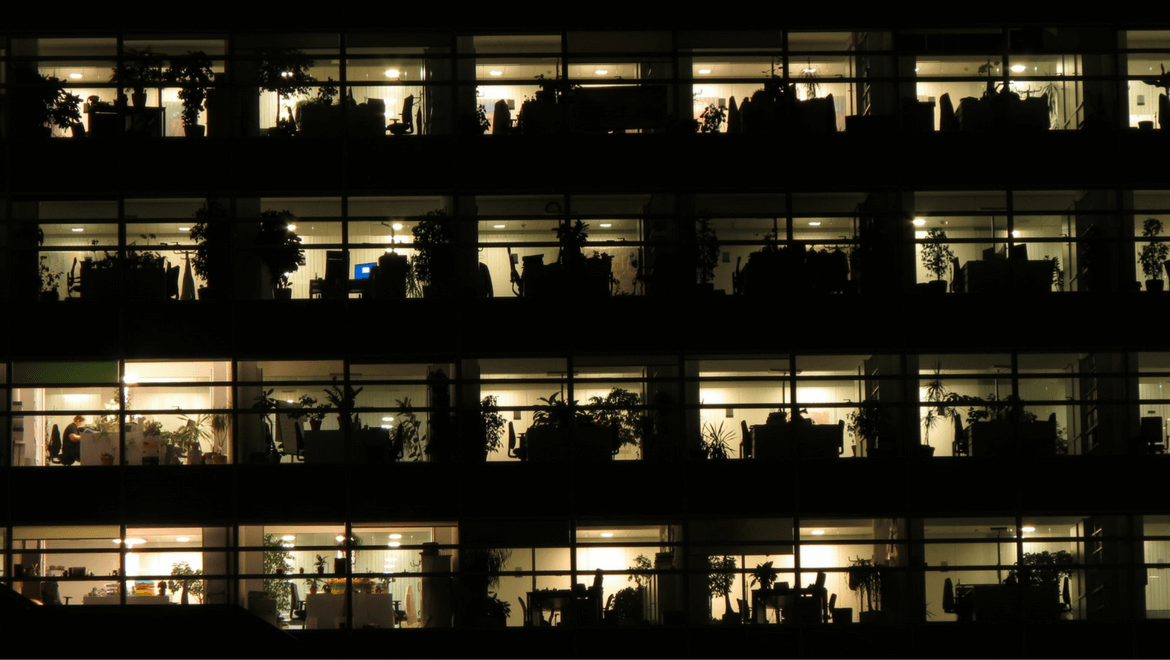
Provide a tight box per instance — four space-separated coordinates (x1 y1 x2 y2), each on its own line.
803 67 817 74
389 533 402 539
1022 526 1036 532
177 226 190 232
286 224 297 231
810 529 825 536
385 69 400 77
600 532 614 538
808 221 821 226
599 223 612 228
913 218 926 226
1011 230 1020 237
71 227 84 232
595 69 608 75
176 537 190 543
69 73 82 79
281 535 295 541
388 541 401 548
382 416 394 422
698 68 712 75
493 224 506 229
489 70 503 76
1010 64 1026 72
391 223 403 230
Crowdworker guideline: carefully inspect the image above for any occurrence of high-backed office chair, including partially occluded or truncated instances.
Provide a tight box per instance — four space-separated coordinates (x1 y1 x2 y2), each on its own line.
387 95 415 136
492 99 511 135
740 420 753 459
289 583 307 625
939 93 959 131
952 415 968 457
507 422 526 461
950 256 965 293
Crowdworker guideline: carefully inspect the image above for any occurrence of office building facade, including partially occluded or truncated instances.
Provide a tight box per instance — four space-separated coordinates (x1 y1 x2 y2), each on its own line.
1 20 1168 657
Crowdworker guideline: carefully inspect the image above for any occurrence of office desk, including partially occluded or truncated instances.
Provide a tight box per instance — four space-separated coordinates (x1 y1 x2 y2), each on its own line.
306 592 394 629
302 429 392 463
524 426 613 462
86 106 166 138
526 588 602 626
753 587 826 624
960 259 1054 294
310 278 371 299
752 421 844 459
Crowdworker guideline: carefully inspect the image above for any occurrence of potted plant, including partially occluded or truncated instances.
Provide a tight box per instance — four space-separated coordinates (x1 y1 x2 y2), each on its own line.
168 561 204 605
918 364 949 457
392 397 426 461
1008 550 1074 619
9 67 83 137
707 555 740 624
848 557 883 623
410 209 457 297
471 395 506 462
165 51 214 137
847 400 888 457
257 49 316 136
323 377 363 433
1139 217 1169 292
294 394 329 431
81 234 169 301
189 201 230 300
699 103 726 133
586 388 645 456
111 48 164 108
204 414 230 464
39 254 64 302
749 561 779 623
459 548 513 628
694 214 722 293
699 420 735 460
263 534 293 613
920 229 954 294
296 78 341 136
253 210 304 299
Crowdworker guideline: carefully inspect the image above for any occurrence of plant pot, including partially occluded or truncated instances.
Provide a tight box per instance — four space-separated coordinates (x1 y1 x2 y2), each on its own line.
131 92 146 108
916 445 936 457
183 124 205 138
317 566 325 575
100 455 115 466
309 419 323 431
273 288 293 300
858 610 886 623
1140 120 1155 130
1147 279 1165 293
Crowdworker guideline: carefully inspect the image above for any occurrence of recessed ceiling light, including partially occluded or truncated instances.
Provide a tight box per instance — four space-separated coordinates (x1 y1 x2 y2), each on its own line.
489 70 503 76
388 541 401 548
595 69 608 75
382 416 394 422
177 226 190 232
493 224 506 229
599 223 612 228
1022 526 1036 532
808 221 821 226
176 537 190 543
286 224 296 231
1010 64 1026 73
123 373 138 384
698 68 712 75
282 535 295 541
913 218 926 226
385 69 400 78
71 227 84 232
389 533 402 539
69 73 82 79
811 529 825 536
1011 230 1020 238
336 535 345 542
914 67 920 72
600 532 614 538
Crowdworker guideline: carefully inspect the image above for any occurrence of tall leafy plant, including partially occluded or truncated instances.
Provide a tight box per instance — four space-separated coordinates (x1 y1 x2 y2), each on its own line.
410 210 456 287
165 51 214 131
1139 217 1169 285
707 555 738 620
253 210 304 290
263 533 293 612
921 229 955 283
257 49 316 130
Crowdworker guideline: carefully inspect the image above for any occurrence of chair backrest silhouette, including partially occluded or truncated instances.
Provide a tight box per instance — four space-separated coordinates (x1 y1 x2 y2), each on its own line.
323 250 348 299
740 419 753 458
388 95 415 135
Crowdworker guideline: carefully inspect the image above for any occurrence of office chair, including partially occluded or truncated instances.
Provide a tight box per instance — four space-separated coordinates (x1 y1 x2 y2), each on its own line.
740 420 753 458
323 251 348 299
507 422 526 461
492 99 511 135
387 95 415 136
289 583 307 626
952 415 968 457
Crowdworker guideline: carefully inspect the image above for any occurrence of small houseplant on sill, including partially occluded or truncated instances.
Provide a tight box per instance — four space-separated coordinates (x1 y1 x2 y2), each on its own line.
606 554 652 625
323 377 363 433
189 201 230 300
40 255 64 302
749 561 780 623
847 399 888 457
294 394 329 431
165 51 214 138
253 210 304 300
920 228 954 294
586 388 646 456
10 67 83 138
1139 217 1169 292
203 414 229 464
82 235 169 301
111 48 164 109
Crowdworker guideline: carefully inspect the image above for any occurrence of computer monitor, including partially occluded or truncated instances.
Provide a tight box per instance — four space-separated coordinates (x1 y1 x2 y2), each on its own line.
354 262 376 280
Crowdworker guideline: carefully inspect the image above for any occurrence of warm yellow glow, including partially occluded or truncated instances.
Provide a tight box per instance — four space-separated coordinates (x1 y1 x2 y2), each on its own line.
282 535 295 541
1010 64 1026 72
811 529 825 535
913 218 926 226
385 69 400 78
698 68 712 75
69 73 82 79
600 532 614 538
595 69 608 75
493 224 506 229
391 223 403 231
489 70 503 76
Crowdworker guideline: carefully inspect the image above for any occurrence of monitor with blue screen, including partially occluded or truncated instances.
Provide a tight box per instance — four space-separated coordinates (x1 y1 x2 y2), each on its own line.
354 263 376 280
